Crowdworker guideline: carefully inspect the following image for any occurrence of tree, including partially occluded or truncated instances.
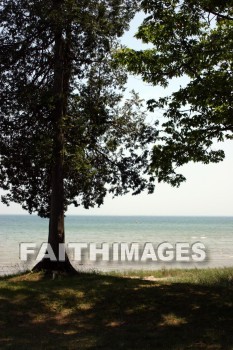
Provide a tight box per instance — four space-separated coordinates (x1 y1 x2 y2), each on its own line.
0 0 158 273
117 0 233 186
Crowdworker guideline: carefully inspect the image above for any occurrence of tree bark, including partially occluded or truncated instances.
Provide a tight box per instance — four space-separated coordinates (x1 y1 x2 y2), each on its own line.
33 2 76 274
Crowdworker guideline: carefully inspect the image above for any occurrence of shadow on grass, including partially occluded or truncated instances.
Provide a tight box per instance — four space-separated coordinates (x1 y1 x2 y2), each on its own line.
0 272 233 349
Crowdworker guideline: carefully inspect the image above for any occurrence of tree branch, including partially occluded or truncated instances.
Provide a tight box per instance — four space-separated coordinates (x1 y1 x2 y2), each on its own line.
204 9 233 21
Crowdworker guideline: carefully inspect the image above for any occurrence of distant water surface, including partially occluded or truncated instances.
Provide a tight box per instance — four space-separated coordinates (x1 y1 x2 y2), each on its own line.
0 215 232 275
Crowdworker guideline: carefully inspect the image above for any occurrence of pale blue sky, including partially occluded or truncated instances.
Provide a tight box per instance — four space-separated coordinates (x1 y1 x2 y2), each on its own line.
0 12 232 216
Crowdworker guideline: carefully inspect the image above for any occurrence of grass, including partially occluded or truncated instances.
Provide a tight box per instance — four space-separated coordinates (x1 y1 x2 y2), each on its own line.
0 268 233 349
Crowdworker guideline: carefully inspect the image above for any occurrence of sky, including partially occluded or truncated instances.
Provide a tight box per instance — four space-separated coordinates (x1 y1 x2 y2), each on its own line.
0 13 232 216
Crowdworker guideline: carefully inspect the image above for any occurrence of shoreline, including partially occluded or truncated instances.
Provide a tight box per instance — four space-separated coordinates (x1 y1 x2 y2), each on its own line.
1 263 233 278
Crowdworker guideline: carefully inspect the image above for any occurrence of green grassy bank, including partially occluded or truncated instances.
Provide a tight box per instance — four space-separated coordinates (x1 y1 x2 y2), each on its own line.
1 268 233 349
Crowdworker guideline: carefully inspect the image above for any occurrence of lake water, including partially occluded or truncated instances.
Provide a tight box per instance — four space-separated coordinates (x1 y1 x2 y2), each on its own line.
0 215 233 275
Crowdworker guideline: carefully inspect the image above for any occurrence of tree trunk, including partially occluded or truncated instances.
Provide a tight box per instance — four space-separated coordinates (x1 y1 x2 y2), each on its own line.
33 2 76 274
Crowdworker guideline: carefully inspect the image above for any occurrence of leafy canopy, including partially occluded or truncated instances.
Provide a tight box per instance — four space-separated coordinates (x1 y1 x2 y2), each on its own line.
117 0 233 185
0 0 158 217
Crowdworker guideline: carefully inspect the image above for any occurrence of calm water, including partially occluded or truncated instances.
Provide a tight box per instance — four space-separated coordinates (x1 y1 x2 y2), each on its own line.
0 215 233 275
